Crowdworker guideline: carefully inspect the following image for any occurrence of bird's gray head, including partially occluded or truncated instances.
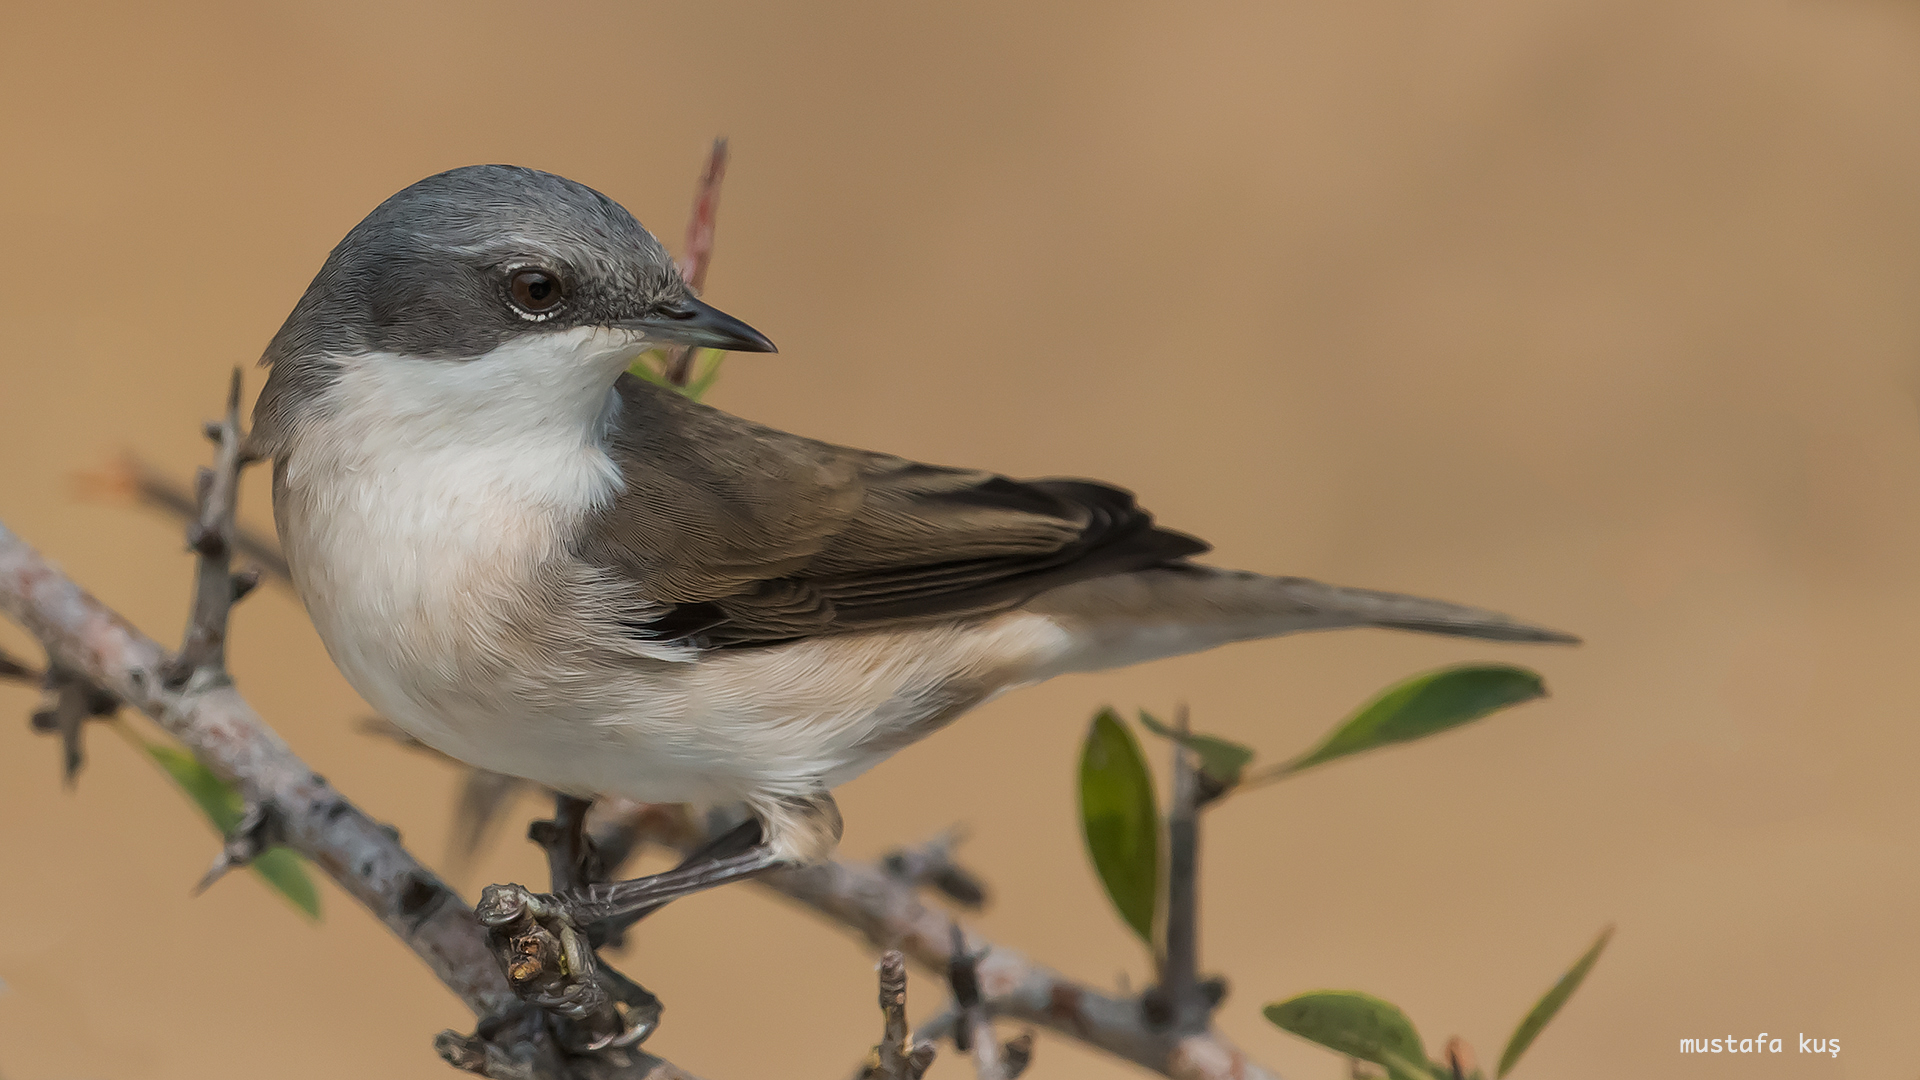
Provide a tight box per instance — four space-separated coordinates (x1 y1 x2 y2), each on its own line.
254 164 772 453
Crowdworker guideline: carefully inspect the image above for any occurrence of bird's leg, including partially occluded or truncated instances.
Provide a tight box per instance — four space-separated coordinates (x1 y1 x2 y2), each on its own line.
476 793 669 1051
555 791 838 930
586 816 767 943
549 839 786 929
482 810 788 941
527 793 602 893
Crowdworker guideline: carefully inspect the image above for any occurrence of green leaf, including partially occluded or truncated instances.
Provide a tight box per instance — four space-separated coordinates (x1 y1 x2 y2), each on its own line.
625 349 721 399
1497 925 1613 1077
1078 708 1159 945
250 847 322 917
139 739 321 919
682 349 727 401
1137 710 1255 788
1278 664 1546 778
628 348 726 400
145 741 244 830
1264 991 1432 1079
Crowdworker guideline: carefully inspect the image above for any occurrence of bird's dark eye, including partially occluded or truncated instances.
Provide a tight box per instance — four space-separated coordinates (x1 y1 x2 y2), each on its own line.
507 267 566 316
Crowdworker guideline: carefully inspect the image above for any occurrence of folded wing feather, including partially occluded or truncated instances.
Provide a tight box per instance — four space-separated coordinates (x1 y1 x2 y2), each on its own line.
573 376 1209 648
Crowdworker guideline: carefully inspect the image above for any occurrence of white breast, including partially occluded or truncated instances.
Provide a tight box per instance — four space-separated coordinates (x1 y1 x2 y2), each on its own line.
275 328 638 762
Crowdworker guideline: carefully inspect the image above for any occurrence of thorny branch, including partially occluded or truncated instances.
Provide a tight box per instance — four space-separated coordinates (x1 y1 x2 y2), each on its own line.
18 449 1290 1076
163 367 258 687
767 854 1272 1080
587 801 1282 1080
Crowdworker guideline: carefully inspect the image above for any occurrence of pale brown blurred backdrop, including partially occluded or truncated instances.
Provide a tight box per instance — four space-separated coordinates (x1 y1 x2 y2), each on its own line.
4 0 1919 1076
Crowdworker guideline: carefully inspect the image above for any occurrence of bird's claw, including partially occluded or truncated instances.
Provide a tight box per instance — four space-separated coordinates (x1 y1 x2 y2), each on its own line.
476 884 658 1051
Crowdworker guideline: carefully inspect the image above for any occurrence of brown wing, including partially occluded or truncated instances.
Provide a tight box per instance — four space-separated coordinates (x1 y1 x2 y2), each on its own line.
572 375 1209 648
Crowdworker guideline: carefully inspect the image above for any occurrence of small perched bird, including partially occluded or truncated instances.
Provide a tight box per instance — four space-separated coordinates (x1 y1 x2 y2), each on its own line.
255 164 1573 911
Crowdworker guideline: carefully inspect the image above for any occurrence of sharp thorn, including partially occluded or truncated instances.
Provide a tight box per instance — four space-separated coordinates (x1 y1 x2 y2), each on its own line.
191 851 239 896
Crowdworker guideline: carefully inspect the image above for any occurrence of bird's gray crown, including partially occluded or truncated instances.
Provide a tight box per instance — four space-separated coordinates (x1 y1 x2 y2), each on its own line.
264 164 687 367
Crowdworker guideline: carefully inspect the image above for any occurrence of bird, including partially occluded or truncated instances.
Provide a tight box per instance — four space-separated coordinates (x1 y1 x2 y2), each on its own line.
253 163 1575 919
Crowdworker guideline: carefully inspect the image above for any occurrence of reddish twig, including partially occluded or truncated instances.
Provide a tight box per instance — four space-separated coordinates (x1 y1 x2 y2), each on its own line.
663 138 731 387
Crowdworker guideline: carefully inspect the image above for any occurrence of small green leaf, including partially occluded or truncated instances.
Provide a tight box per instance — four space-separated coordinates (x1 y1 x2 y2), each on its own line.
145 741 244 830
1497 925 1613 1077
1078 708 1159 945
629 348 726 400
1278 665 1546 778
1264 991 1431 1078
682 349 727 401
251 848 322 918
139 739 321 919
1137 710 1255 787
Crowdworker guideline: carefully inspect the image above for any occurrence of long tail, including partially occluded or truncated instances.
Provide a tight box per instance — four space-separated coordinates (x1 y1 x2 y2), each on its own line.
1022 566 1578 676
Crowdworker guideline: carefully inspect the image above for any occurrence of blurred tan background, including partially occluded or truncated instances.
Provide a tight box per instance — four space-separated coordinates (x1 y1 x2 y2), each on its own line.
3 0 1918 1076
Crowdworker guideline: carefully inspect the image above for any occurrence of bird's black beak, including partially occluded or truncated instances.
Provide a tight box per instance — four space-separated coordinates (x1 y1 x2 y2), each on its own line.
621 297 777 353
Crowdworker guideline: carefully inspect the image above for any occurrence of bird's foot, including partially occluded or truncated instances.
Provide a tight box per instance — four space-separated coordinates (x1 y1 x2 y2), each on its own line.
475 884 660 1052
474 802 785 1052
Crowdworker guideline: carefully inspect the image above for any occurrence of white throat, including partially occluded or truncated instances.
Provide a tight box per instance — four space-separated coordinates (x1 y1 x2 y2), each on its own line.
281 325 646 508
326 326 638 448
272 326 646 751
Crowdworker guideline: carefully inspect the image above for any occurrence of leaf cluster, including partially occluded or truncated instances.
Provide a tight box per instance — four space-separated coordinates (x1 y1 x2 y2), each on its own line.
1075 664 1603 1075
